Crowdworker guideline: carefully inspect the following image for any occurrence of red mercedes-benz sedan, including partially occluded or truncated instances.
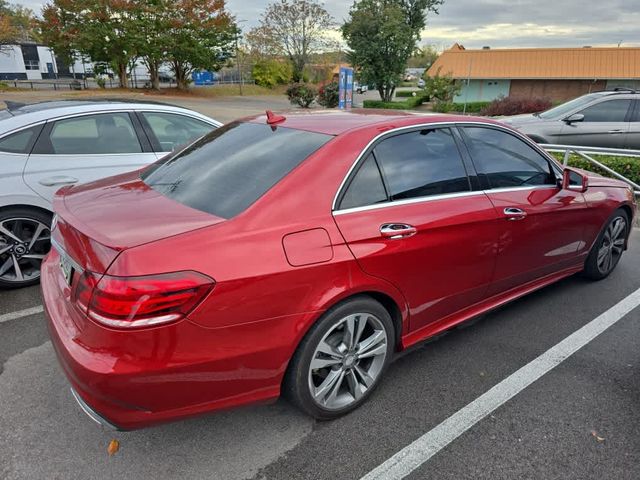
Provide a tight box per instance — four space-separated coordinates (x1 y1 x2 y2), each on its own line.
42 110 635 430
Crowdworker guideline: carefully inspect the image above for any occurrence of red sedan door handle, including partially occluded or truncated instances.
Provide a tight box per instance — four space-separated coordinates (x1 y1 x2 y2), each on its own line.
380 223 417 239
504 207 527 221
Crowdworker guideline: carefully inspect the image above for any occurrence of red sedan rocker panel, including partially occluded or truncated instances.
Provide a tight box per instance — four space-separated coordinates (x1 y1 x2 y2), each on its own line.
41 111 635 429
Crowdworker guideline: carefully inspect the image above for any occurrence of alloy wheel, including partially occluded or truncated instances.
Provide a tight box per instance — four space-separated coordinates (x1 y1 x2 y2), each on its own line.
596 215 626 275
0 217 51 284
308 312 388 411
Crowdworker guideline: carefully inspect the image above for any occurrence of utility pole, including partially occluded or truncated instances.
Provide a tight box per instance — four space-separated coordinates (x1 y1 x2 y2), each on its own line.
235 34 242 95
235 20 247 96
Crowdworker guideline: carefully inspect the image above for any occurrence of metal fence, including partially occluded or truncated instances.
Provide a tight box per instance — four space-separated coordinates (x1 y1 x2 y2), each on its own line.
541 144 640 197
3 76 255 91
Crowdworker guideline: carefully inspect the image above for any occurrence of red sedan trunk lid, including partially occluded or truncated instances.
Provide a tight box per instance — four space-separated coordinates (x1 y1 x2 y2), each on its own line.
52 170 225 272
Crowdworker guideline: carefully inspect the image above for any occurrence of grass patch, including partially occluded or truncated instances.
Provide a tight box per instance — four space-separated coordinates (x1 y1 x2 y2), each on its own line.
0 81 18 92
188 84 287 97
550 151 640 186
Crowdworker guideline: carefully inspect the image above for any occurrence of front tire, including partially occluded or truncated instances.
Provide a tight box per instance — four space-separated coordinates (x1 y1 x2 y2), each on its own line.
284 296 395 420
0 207 52 289
583 209 629 280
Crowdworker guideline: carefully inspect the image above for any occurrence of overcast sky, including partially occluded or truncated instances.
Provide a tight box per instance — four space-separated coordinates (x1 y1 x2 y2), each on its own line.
21 0 640 50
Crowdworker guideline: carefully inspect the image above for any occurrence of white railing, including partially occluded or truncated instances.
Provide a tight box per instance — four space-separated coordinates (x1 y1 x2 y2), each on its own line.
541 144 640 197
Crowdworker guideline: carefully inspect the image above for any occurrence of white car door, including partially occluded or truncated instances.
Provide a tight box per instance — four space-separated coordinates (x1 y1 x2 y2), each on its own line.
23 111 157 202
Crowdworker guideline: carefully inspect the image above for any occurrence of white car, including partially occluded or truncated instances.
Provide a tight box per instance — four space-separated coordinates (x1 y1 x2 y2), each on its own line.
0 100 221 288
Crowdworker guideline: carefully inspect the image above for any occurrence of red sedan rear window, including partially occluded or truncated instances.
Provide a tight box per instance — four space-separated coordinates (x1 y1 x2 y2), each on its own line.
142 122 332 218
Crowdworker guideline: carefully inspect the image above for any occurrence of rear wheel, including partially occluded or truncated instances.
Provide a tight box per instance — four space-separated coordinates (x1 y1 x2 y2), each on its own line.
284 296 395 420
0 207 52 289
583 209 629 280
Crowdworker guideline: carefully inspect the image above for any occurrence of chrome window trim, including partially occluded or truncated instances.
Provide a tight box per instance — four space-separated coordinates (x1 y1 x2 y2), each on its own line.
333 185 559 216
334 190 486 216
331 120 562 213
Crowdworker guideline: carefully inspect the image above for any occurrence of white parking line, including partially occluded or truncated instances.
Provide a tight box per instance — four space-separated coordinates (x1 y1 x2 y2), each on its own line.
361 287 640 480
0 305 44 324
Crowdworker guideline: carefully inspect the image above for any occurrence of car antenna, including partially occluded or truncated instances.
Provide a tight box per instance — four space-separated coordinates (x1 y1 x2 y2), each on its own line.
266 110 286 125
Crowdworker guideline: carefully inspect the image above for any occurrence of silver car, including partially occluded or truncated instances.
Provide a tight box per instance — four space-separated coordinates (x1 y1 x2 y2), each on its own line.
502 89 640 149
0 100 221 287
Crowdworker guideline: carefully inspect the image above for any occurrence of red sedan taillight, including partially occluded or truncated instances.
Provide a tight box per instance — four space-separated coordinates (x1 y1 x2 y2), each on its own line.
73 271 214 328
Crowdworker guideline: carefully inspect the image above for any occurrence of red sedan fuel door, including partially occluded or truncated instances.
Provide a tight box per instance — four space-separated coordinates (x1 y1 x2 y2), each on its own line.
333 127 499 332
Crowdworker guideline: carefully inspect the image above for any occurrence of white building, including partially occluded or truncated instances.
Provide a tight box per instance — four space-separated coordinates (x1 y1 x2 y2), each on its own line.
0 43 59 81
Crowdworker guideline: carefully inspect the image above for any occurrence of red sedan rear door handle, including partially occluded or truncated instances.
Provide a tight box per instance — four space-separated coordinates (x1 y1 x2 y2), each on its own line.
504 207 527 221
380 223 417 239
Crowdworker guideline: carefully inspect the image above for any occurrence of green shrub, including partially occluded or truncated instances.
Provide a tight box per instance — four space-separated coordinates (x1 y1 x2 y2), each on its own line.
396 90 420 98
432 101 453 113
317 81 339 108
363 100 409 109
550 152 640 186
363 93 427 110
252 60 292 88
286 82 318 108
423 70 461 103
447 101 491 113
0 81 9 91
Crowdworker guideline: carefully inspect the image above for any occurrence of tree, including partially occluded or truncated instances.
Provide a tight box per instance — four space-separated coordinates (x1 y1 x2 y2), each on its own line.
342 0 443 102
423 68 459 103
407 44 439 68
41 0 236 90
41 0 142 88
250 0 334 82
163 0 237 90
1 1 39 53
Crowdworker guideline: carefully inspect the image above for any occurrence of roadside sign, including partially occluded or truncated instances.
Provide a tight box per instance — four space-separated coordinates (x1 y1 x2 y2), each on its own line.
339 67 354 110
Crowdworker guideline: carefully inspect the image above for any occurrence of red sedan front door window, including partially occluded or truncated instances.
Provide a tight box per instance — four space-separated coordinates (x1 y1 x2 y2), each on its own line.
333 127 499 333
460 126 590 295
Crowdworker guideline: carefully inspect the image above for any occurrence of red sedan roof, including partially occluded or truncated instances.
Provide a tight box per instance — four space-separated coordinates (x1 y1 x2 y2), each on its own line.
246 109 499 136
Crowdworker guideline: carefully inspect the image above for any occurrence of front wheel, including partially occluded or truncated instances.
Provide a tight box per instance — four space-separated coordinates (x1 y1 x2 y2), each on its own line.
0 207 52 289
284 297 395 420
583 209 629 280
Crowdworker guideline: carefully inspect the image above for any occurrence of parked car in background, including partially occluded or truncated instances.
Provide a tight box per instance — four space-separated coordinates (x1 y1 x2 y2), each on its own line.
354 82 368 94
417 78 425 88
0 100 221 288
42 110 634 429
501 89 640 149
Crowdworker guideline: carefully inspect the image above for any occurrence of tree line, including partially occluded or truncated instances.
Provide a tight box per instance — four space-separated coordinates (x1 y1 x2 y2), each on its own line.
2 0 443 102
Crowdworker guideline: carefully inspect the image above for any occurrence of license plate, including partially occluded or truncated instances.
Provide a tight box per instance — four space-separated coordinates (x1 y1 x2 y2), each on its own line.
60 253 74 286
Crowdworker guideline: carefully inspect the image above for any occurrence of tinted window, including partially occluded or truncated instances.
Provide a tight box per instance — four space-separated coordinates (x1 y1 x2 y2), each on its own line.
373 128 470 200
463 127 555 189
340 153 387 209
142 112 214 152
142 122 332 218
48 113 142 154
0 125 41 153
580 99 631 122
538 93 601 119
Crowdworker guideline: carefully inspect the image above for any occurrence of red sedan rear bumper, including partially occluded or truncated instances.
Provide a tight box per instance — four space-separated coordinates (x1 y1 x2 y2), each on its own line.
42 249 310 430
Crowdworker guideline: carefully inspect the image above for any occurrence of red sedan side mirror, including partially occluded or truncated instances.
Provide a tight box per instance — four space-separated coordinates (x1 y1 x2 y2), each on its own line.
562 168 589 193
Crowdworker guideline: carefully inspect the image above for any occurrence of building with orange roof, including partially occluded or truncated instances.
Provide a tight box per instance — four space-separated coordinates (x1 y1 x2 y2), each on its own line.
427 44 640 103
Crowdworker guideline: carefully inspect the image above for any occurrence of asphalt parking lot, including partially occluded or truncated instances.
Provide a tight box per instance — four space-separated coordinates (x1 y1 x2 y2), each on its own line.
1 230 639 480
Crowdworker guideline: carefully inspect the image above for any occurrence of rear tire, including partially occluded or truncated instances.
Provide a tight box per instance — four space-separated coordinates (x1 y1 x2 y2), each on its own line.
583 209 629 280
284 296 395 420
0 207 52 289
